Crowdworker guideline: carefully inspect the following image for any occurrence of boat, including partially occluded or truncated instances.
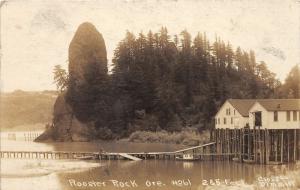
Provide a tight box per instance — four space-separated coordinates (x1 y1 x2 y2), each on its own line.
74 155 97 160
176 154 200 161
232 157 240 162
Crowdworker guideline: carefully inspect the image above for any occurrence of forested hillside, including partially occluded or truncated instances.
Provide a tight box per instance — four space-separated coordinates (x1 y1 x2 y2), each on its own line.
0 90 57 130
110 29 279 130
59 26 299 140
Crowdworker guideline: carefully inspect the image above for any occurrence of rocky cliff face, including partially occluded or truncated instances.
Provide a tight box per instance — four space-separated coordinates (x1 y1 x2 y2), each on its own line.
36 94 95 142
36 22 107 142
67 22 108 122
68 22 107 87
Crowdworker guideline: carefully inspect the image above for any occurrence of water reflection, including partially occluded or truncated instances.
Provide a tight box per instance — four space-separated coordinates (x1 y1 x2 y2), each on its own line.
1 133 185 153
56 160 299 190
183 162 194 170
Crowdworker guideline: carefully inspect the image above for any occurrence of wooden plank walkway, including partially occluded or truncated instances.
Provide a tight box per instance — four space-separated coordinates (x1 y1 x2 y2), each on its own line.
174 142 216 153
0 150 99 160
0 142 221 161
118 153 142 161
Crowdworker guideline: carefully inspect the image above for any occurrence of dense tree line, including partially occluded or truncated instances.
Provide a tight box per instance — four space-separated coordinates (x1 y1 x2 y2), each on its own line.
109 28 280 134
55 27 299 139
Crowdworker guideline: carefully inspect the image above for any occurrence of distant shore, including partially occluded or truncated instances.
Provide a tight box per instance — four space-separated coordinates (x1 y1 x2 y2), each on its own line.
1 123 46 132
2 123 210 147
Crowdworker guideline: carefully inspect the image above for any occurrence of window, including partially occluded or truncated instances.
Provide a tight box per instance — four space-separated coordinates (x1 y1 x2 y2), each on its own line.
274 111 278 122
234 109 236 115
224 118 227 124
231 117 233 124
215 119 217 125
287 111 291 121
226 108 231 115
293 111 297 121
218 118 220 124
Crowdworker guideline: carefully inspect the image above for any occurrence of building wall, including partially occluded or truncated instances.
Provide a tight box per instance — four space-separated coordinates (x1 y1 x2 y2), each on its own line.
249 102 300 129
215 101 248 129
266 111 300 129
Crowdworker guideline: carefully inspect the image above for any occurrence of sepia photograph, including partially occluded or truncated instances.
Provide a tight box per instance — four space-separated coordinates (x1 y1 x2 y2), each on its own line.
0 0 300 189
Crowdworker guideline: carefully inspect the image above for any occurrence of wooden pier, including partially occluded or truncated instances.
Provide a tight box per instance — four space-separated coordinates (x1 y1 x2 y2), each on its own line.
212 128 300 164
0 151 99 160
0 150 235 161
6 132 42 141
2 129 299 164
0 142 223 161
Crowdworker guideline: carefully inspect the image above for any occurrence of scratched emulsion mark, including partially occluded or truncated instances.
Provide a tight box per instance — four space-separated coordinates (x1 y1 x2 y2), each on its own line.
31 8 66 30
261 47 286 61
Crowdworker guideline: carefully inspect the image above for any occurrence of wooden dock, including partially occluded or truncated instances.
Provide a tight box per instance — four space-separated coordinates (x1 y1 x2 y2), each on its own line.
4 128 297 164
174 142 216 153
0 141 221 161
0 151 99 160
212 128 300 164
0 150 234 161
6 132 43 141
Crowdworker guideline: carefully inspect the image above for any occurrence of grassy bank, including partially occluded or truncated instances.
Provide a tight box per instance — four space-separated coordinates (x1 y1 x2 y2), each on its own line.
128 128 210 146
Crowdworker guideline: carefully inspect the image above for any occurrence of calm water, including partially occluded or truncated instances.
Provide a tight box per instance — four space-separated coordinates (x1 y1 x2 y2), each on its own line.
1 131 300 190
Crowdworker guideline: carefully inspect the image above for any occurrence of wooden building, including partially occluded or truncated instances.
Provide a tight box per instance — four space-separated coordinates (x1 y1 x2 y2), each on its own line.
214 99 255 129
213 99 300 164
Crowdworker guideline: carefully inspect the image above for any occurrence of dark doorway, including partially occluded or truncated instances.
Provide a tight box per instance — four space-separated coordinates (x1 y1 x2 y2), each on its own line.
254 111 262 126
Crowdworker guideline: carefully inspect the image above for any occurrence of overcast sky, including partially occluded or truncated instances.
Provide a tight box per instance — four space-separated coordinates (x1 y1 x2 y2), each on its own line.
1 0 300 92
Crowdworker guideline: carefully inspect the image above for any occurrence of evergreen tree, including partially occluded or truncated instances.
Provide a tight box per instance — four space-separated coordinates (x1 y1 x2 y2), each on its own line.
53 65 68 92
281 65 300 98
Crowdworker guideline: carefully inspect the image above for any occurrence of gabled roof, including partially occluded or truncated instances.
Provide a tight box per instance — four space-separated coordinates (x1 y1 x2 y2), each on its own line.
216 99 300 118
228 99 256 117
256 99 300 111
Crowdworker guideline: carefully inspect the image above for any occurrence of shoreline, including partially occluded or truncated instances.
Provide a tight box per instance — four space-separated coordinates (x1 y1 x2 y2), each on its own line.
16 125 211 146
